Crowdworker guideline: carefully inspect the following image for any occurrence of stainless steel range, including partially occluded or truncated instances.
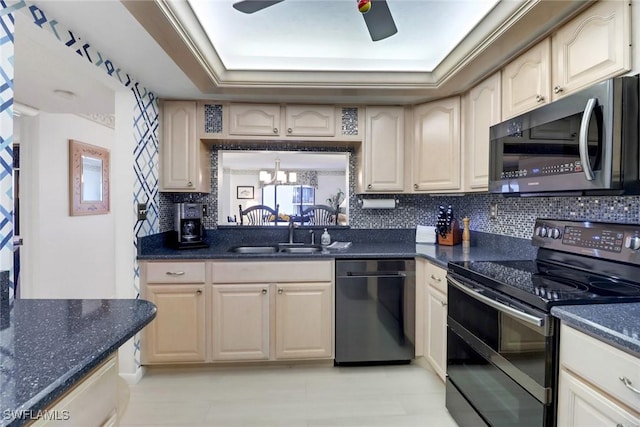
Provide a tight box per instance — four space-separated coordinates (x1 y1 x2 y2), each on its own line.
445 219 640 427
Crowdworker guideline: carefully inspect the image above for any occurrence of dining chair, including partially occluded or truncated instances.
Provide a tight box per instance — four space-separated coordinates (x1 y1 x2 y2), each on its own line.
238 204 279 225
300 204 338 226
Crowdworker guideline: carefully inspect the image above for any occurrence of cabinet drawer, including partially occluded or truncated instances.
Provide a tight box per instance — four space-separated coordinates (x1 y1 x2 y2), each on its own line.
425 262 447 295
211 260 332 283
145 261 206 283
560 324 640 411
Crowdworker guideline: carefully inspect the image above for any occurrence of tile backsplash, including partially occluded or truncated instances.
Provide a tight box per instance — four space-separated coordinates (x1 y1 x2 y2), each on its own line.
160 144 640 239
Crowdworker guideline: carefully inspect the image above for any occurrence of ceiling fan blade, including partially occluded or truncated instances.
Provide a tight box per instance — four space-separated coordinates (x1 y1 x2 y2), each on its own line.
362 0 398 41
232 0 284 14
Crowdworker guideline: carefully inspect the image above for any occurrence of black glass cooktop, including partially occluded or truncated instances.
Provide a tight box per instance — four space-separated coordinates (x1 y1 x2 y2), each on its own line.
448 259 640 311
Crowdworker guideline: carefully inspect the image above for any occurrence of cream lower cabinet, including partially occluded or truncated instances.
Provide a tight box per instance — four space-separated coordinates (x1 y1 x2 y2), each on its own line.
274 282 333 359
141 261 207 364
211 283 270 361
415 258 448 381
31 355 117 427
557 324 640 427
211 260 334 362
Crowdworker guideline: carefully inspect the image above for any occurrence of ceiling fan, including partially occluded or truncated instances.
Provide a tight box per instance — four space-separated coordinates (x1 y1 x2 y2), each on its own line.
232 0 398 41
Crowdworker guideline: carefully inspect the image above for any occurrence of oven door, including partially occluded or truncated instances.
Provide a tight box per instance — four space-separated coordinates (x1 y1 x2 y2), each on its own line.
446 273 557 427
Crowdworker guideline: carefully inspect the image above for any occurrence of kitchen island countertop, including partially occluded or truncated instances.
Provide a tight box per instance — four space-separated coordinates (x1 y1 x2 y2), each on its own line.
0 299 156 427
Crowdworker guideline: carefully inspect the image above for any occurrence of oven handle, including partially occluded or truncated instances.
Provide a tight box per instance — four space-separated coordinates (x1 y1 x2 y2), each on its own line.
448 276 544 328
578 97 598 181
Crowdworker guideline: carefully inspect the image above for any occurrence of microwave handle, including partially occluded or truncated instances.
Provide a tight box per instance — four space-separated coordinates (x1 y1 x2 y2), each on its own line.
578 98 598 181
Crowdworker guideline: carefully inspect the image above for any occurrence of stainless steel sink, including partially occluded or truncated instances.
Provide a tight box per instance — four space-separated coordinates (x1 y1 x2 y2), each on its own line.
279 245 323 254
228 245 279 254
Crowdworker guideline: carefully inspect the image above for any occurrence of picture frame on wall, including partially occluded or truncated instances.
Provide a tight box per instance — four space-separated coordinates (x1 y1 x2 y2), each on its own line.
237 186 254 199
69 139 110 216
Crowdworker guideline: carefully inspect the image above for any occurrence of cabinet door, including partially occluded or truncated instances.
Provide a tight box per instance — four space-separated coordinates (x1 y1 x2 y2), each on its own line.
464 72 501 192
229 103 281 136
161 101 201 191
502 39 551 119
143 284 206 363
413 97 461 192
551 0 631 100
363 106 405 192
557 369 640 427
211 284 270 361
426 286 447 382
275 282 333 359
285 105 336 137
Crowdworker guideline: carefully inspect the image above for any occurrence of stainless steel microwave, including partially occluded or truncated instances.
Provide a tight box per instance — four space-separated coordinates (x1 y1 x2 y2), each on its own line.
489 75 639 196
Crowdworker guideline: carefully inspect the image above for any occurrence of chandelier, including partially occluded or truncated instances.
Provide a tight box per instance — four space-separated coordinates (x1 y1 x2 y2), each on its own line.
259 159 297 184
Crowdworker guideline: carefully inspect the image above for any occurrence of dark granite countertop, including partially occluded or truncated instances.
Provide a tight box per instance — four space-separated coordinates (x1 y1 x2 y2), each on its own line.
137 228 538 267
0 299 156 427
551 303 640 357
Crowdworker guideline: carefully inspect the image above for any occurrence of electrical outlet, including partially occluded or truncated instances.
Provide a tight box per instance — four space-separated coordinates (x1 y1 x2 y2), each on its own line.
137 202 147 221
490 202 498 220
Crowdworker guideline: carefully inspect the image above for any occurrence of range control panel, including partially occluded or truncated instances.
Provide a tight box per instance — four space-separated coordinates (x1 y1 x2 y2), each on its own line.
533 219 640 264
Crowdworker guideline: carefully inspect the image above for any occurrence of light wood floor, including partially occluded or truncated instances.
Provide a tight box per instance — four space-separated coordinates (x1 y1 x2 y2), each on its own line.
119 361 459 427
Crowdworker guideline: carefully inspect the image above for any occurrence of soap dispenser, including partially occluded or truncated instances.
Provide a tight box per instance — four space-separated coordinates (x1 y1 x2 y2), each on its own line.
321 228 331 246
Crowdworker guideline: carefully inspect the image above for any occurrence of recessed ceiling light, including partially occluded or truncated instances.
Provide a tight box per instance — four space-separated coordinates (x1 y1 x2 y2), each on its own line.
53 89 77 100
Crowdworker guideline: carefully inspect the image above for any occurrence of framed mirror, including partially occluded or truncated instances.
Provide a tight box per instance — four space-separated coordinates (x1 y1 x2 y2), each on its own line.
69 139 110 216
218 150 349 226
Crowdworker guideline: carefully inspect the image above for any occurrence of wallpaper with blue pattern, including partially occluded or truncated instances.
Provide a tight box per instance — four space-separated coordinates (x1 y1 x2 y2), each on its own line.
4 0 159 368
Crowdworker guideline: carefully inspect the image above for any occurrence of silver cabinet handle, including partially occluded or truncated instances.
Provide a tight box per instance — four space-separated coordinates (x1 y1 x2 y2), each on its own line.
441 301 447 307
166 271 185 276
535 94 544 102
430 274 442 282
287 128 292 133
367 184 372 189
553 85 563 94
619 377 640 395
414 184 418 189
262 289 267 295
187 181 193 187
278 288 283 294
273 128 278 134
196 289 202 295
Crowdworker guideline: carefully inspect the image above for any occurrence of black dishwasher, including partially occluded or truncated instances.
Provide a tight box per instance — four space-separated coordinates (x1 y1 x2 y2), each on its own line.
335 259 415 365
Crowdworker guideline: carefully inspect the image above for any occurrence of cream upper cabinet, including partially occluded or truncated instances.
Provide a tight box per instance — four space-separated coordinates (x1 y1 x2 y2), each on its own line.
274 282 333 359
160 101 211 193
501 39 551 119
551 0 631 100
229 103 281 136
557 324 640 427
412 97 461 193
463 72 501 192
362 106 405 192
211 283 270 361
285 105 336 137
502 1 630 118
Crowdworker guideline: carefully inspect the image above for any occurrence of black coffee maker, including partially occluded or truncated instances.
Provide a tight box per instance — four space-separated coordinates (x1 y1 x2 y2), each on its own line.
174 203 208 249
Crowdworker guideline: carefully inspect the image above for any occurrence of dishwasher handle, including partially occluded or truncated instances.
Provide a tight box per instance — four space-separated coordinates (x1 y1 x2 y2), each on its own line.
338 271 407 279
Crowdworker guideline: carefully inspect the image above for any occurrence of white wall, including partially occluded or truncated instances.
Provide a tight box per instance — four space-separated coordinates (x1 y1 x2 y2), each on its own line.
20 113 116 299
